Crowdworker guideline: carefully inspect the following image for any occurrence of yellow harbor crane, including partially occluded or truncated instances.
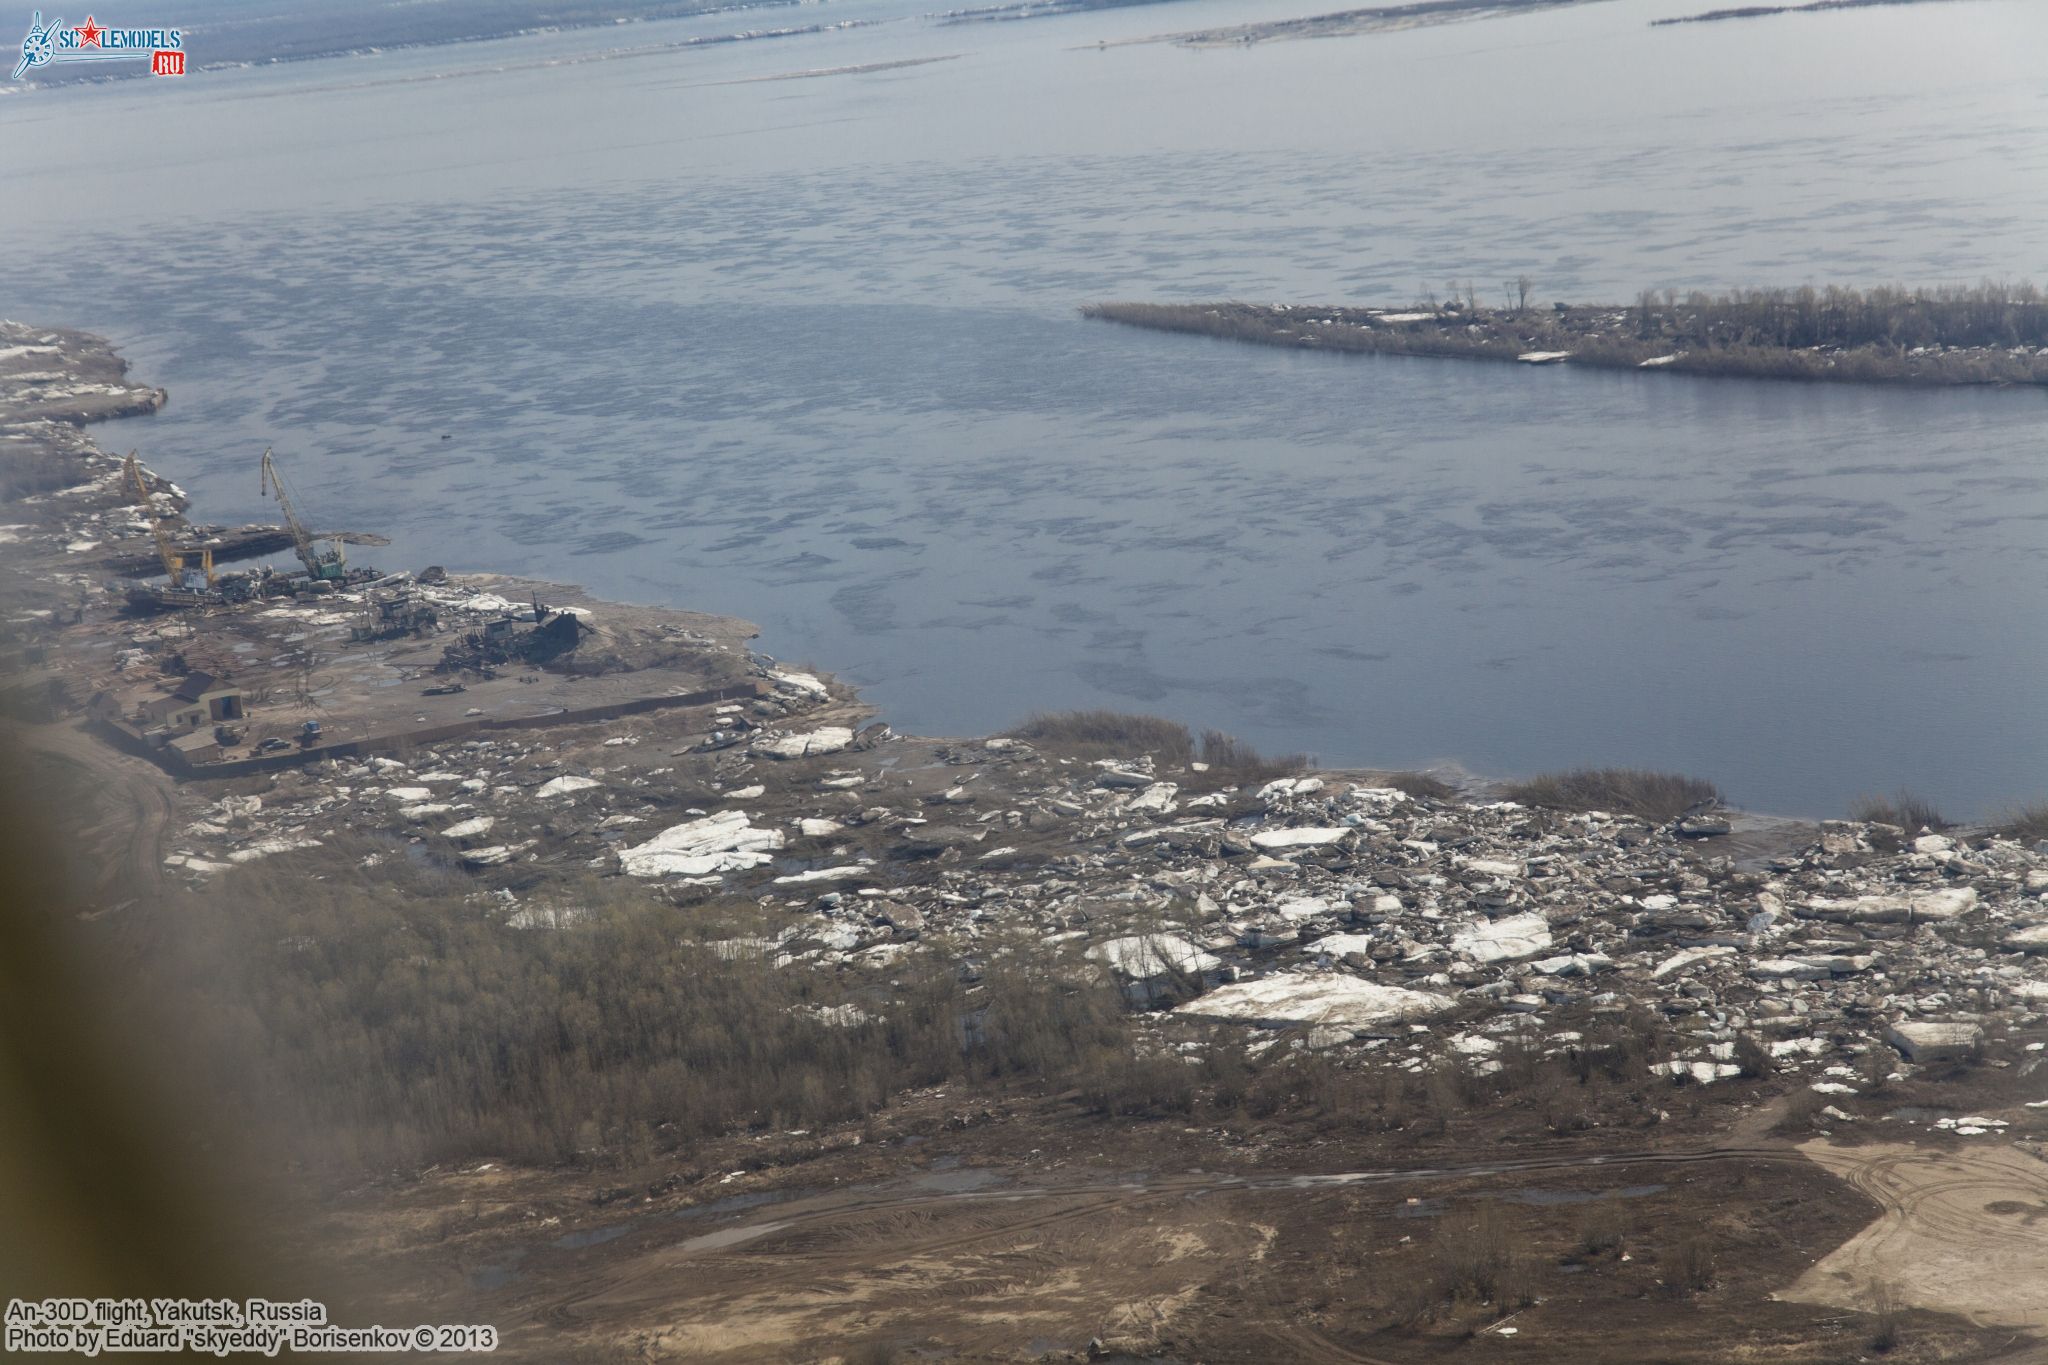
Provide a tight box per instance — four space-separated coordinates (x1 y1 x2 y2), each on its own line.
258 446 347 581
123 450 212 589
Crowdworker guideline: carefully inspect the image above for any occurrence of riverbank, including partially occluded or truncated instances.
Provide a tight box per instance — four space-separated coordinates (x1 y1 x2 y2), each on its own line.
1139 0 1602 47
1654 0 1965 27
1085 288 2048 387
9 322 2048 1361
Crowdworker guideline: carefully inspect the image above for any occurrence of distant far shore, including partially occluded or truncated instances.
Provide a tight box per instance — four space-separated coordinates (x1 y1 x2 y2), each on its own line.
1084 284 2048 388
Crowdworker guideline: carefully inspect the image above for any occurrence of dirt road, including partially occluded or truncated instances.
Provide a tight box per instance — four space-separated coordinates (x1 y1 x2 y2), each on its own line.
496 1142 1848 1362
10 719 176 901
1784 1140 2048 1334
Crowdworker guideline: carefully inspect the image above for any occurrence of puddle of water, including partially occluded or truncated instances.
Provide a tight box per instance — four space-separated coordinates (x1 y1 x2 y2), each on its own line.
467 1248 528 1291
1493 1183 1665 1207
551 1224 630 1250
1396 1184 1665 1218
911 1168 1002 1193
400 843 449 868
669 1189 798 1221
677 1220 787 1253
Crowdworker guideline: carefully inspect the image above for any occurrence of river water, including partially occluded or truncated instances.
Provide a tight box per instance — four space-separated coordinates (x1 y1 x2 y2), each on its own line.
3 0 2044 817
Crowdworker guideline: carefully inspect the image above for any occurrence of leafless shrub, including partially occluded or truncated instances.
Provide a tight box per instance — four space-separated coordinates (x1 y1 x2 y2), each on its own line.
0 447 92 500
1422 1060 1479 1132
1849 790 1948 831
1076 1047 1200 1117
1869 1281 1901 1352
1199 1029 1254 1114
1196 728 1309 782
1657 281 2048 353
1004 709 1194 763
1575 1202 1627 1258
1489 1031 1550 1093
1774 1087 1828 1136
2000 802 2048 846
1543 1095 1593 1135
1504 768 1719 822
102 879 1158 1178
1567 1012 1666 1084
1733 1032 1775 1079
1667 1236 1718 1294
287 646 325 711
963 961 1131 1083
1429 1206 1533 1315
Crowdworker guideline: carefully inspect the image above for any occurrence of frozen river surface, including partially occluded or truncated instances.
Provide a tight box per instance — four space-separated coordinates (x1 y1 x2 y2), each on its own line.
3 0 2045 817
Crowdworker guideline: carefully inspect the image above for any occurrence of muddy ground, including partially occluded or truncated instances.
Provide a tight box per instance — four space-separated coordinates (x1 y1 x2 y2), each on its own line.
262 1079 2048 1364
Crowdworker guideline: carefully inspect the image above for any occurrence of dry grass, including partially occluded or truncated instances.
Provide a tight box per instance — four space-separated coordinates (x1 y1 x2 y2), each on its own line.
1848 790 1948 832
1773 1088 1829 1136
1405 1205 1532 1322
1368 770 1457 801
0 447 93 501
1733 1032 1775 1079
2000 802 2048 846
1503 768 1719 823
1196 728 1309 782
1667 1236 1719 1294
1005 709 1195 763
1575 1202 1628 1258
1003 710 1307 780
102 874 1151 1178
1868 1281 1901 1353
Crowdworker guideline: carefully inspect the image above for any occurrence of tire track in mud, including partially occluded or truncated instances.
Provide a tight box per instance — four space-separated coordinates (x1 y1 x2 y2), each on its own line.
523 1138 2048 1357
1785 1141 2048 1333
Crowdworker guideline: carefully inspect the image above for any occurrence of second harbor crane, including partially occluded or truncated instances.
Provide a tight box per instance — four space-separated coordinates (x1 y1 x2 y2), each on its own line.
259 446 348 584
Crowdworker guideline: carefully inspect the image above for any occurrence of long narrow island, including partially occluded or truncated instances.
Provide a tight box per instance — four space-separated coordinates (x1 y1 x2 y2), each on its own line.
1085 283 2048 387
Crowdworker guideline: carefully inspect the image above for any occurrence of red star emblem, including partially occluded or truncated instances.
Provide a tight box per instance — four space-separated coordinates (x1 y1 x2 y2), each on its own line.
75 16 102 47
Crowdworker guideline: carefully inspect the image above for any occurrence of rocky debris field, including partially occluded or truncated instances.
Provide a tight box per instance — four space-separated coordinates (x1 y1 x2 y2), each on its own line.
0 319 167 428
169 686 2048 1114
0 320 179 616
